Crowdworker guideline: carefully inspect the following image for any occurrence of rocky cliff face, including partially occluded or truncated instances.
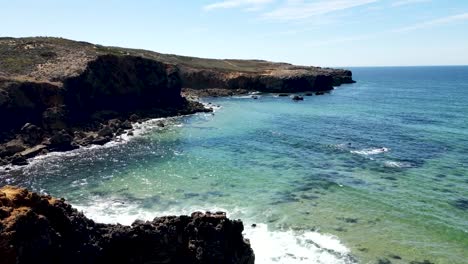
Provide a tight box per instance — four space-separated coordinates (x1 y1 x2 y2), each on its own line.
0 37 354 166
179 65 354 93
0 186 255 264
0 38 211 165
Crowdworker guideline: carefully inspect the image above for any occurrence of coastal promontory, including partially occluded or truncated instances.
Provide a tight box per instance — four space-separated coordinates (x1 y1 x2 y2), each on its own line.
0 37 354 166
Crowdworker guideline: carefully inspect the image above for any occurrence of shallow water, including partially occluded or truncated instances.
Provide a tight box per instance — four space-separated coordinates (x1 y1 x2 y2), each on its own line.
1 66 468 264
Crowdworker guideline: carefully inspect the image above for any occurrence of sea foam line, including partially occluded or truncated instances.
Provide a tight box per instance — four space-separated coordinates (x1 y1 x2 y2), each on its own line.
73 196 356 264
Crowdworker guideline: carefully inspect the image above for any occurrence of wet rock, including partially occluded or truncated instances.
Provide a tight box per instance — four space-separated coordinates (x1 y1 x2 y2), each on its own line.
292 95 304 101
129 114 140 122
48 130 76 151
0 186 255 264
127 131 134 136
115 128 125 136
97 125 113 138
304 93 313 96
157 122 165 128
107 119 122 131
315 91 325 95
92 136 111 145
10 154 28 166
252 95 258 100
121 120 133 129
278 93 289 97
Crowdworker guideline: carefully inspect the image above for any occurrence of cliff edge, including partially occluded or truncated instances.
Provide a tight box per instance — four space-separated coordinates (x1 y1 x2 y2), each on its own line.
0 185 255 264
0 37 354 166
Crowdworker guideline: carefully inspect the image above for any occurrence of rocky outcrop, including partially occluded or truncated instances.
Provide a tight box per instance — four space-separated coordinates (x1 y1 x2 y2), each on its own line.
179 66 353 94
0 37 354 165
0 42 209 165
0 186 255 264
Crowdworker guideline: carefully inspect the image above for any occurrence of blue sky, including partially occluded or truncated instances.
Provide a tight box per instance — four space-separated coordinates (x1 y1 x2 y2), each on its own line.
1 0 468 66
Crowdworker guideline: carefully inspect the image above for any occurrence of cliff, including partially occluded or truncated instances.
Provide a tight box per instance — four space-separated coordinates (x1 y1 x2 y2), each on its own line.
0 186 255 264
0 37 354 165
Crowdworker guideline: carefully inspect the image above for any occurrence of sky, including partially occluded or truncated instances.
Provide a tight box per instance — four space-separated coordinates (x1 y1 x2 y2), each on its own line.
1 0 468 67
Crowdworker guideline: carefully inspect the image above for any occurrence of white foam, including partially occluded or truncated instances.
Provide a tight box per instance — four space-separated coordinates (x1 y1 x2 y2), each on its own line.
73 197 356 264
383 161 412 168
246 224 355 264
3 111 215 172
351 147 389 156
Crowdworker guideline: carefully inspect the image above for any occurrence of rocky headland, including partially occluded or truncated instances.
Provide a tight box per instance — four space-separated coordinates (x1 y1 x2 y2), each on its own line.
0 185 255 264
0 37 354 166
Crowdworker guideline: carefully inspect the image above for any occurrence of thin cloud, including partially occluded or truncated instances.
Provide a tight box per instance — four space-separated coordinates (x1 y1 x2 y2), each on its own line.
393 12 468 32
391 0 431 7
203 0 274 11
262 0 379 21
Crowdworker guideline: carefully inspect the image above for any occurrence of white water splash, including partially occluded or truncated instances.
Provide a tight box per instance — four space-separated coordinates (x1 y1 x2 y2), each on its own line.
351 147 389 156
73 197 356 264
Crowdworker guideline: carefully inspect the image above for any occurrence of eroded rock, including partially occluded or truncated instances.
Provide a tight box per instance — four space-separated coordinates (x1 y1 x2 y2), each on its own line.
0 186 255 264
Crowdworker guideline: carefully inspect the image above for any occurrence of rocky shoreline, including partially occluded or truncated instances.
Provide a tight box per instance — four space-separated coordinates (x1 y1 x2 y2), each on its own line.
0 37 355 167
0 186 255 264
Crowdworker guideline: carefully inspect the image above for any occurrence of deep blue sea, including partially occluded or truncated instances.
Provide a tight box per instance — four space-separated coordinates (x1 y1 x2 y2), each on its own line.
1 66 467 264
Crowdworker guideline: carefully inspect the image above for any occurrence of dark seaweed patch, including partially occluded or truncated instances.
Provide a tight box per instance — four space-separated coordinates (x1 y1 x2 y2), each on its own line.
389 254 402 260
184 193 200 198
410 260 434 264
299 194 319 200
452 199 468 210
377 258 392 264
337 217 359 223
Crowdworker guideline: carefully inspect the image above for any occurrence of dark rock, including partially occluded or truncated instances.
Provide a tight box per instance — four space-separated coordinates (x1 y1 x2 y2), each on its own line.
278 93 289 97
10 154 28 166
292 95 304 101
97 125 113 138
0 186 255 264
48 130 76 151
107 119 122 131
127 131 134 136
304 93 313 96
315 91 325 95
0 139 26 157
252 96 258 100
92 136 111 145
42 106 68 130
115 128 124 136
129 114 140 122
19 123 43 145
251 224 257 228
157 122 165 128
121 120 133 129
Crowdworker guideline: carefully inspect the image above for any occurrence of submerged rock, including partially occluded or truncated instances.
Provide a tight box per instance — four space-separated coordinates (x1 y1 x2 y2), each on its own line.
292 95 304 101
0 186 255 264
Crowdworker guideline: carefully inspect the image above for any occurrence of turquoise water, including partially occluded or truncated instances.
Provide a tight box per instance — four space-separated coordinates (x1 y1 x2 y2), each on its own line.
1 66 468 263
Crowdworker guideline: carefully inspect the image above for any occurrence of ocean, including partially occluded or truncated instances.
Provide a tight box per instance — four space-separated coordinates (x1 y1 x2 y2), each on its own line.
1 66 467 264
